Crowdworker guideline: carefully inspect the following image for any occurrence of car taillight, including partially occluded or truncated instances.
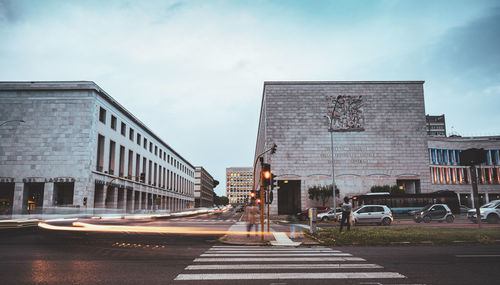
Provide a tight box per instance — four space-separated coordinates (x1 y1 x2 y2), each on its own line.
389 211 392 216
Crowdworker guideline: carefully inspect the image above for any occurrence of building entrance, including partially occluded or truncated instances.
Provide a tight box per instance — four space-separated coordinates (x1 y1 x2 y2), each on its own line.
0 182 14 215
397 179 421 194
277 180 301 215
23 183 44 214
54 182 74 206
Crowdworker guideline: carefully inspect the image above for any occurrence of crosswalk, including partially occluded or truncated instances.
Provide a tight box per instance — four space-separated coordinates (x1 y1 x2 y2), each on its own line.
174 245 409 283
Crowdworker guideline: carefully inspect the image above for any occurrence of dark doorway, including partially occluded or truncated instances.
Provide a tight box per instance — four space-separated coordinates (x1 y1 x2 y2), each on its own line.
23 183 44 214
94 184 104 208
397 179 421 194
54 182 74 206
278 180 301 215
0 183 14 215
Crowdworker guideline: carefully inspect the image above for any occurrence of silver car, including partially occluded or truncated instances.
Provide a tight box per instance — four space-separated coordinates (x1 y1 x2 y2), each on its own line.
353 205 393 226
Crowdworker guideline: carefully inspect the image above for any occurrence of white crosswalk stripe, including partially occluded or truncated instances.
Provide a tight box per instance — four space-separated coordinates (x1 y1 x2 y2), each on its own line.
174 245 407 282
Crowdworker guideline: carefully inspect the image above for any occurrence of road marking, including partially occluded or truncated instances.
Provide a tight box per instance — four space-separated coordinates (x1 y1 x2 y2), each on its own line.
194 257 365 262
456 254 500 257
209 246 333 251
201 253 352 257
208 250 340 253
174 272 406 280
185 263 383 270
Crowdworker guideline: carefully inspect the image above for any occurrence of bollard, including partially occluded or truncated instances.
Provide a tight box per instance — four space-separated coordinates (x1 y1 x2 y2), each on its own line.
309 208 317 234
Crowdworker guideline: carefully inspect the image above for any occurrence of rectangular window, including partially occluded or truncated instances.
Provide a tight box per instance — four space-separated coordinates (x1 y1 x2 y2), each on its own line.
142 157 147 183
144 138 147 149
163 168 166 189
148 160 152 185
167 170 170 189
155 146 158 156
135 154 141 182
111 115 117 130
159 149 162 158
121 122 126 136
128 150 133 177
96 134 105 171
119 145 125 176
158 165 162 187
154 163 157 186
108 140 116 175
486 150 492 165
493 150 499 165
129 128 134 141
149 142 152 152
99 107 106 123
137 133 141 145
437 149 442 165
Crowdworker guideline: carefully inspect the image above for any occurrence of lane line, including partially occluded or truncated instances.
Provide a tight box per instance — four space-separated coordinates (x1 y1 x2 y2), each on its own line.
201 253 352 257
185 263 383 270
194 257 366 262
209 247 334 251
456 254 500 257
174 272 406 280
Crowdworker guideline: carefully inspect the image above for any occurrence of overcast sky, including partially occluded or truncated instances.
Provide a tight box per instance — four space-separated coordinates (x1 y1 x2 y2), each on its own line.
1 0 499 196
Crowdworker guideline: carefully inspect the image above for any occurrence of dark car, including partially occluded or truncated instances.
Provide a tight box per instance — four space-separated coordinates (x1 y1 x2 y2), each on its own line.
414 204 454 223
459 205 470 214
296 206 330 221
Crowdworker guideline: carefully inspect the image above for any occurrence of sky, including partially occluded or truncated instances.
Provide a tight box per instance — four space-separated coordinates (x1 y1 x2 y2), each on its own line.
1 0 499 196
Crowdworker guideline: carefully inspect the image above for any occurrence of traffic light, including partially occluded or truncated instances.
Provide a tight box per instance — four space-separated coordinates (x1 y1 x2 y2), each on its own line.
262 163 271 187
83 197 87 206
140 172 145 183
250 191 256 198
271 143 277 154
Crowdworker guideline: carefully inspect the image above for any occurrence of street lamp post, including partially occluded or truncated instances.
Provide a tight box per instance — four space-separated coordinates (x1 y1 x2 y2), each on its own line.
324 115 337 215
0 120 25 127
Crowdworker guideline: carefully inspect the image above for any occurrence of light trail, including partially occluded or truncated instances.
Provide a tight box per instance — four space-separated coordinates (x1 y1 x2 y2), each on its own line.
38 221 269 236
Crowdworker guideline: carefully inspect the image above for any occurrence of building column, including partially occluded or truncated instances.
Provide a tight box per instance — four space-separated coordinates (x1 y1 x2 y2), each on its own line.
12 182 25 215
43 182 54 212
126 190 134 213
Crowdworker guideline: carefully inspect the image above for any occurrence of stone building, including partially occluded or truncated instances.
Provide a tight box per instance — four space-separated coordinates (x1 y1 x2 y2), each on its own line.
0 81 195 215
194 166 215 208
254 81 430 215
428 136 500 207
226 167 253 204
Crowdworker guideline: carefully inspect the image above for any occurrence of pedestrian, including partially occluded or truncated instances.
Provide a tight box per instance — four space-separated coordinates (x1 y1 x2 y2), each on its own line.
244 202 257 237
339 196 352 233
287 213 297 239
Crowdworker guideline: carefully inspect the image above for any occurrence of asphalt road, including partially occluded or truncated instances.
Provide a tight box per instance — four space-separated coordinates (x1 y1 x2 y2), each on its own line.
1 210 499 285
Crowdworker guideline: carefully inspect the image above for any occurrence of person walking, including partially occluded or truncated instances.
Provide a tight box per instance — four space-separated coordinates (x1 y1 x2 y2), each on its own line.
339 196 352 233
244 202 257 237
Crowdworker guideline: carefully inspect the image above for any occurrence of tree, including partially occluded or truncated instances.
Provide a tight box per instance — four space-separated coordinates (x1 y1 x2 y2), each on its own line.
308 184 340 206
213 193 229 206
370 185 404 194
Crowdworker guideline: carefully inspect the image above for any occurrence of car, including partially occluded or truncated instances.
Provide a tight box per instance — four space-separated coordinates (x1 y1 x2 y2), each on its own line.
353 205 393 226
413 204 454 223
296 206 330 221
317 208 342 222
235 205 245 213
468 200 500 224
459 205 471 214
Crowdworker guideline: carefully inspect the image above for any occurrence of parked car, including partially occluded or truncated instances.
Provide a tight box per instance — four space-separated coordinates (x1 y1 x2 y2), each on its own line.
296 206 330 221
459 205 471 214
413 204 454 223
468 200 500 224
317 208 342 222
352 205 393 226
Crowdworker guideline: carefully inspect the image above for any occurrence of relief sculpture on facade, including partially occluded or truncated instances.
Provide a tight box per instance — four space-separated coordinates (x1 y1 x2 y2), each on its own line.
327 95 365 131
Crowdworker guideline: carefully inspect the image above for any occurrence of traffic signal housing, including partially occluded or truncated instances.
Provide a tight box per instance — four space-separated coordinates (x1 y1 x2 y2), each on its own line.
262 163 271 187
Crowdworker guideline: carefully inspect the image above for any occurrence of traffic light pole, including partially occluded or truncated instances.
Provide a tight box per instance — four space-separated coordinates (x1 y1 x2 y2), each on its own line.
470 165 482 228
260 163 265 241
267 184 270 233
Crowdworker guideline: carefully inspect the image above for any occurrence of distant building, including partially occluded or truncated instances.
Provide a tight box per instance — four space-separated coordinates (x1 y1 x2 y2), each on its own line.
194 167 215 208
226 167 253 204
428 136 500 208
426 114 446 137
0 81 195 215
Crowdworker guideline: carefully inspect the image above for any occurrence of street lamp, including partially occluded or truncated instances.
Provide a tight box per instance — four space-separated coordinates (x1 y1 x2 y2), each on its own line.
0 119 25 127
324 115 337 215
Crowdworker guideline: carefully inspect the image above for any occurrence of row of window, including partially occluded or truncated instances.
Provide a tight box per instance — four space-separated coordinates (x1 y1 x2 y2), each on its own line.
96 134 193 195
429 148 500 166
227 172 252 177
99 106 193 177
430 166 500 185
